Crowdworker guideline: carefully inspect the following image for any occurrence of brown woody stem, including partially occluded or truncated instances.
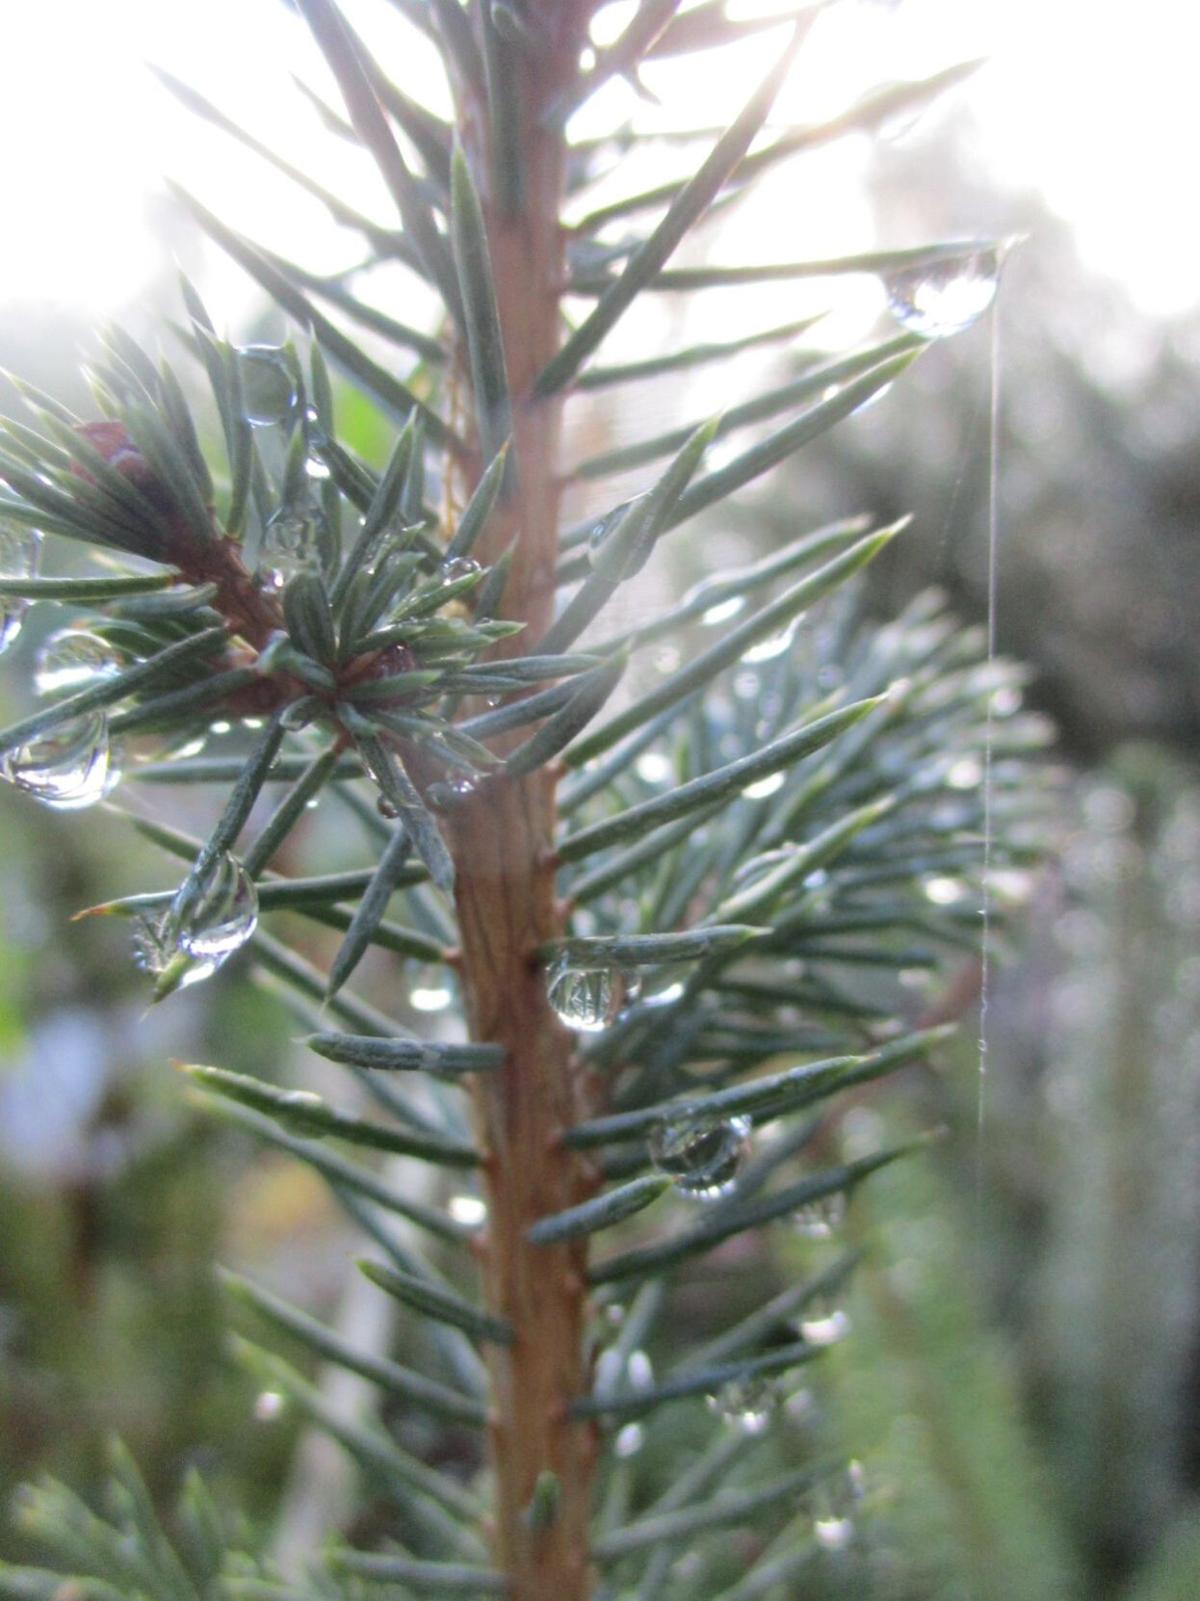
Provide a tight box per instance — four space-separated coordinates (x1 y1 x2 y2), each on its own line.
447 12 603 1599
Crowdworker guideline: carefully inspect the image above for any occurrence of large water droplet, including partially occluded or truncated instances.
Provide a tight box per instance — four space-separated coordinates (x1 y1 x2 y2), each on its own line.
707 1374 779 1435
3 711 117 810
546 960 619 1033
134 851 258 991
794 1191 847 1241
0 523 43 655
885 247 1000 339
178 853 259 965
649 1111 751 1201
34 628 125 697
239 345 298 428
260 500 321 587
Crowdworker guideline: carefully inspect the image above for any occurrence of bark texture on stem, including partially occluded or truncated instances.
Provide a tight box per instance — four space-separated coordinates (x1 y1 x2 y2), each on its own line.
449 12 602 1599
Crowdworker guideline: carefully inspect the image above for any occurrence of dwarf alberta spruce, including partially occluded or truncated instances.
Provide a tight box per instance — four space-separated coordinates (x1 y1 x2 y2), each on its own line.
0 4 1050 1599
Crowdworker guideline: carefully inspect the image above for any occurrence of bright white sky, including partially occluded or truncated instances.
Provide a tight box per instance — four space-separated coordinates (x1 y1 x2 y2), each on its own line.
0 0 1192 324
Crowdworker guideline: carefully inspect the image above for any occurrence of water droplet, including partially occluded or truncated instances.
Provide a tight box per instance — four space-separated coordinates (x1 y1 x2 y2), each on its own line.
741 770 785 801
276 1089 329 1137
209 720 232 736
0 523 43 654
794 1192 846 1240
441 556 481 584
707 1374 779 1434
649 1111 751 1201
946 755 982 790
166 733 207 761
923 874 967 906
702 596 745 627
254 1390 286 1422
991 684 1022 717
634 751 671 785
427 776 478 811
3 711 117 809
627 1349 654 1391
448 1194 487 1228
642 980 685 1010
614 1422 644 1459
812 1458 866 1547
239 345 298 428
411 966 453 1012
814 1513 855 1551
178 853 259 965
546 960 619 1033
34 628 125 697
304 454 331 481
134 852 258 991
260 500 321 586
885 247 1000 340
586 497 647 571
740 621 797 664
798 1307 851 1347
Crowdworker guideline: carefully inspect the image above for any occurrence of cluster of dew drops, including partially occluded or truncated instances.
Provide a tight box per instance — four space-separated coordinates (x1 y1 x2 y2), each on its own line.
551 946 854 1390
554 241 999 1431
0 520 127 813
0 344 340 989
0 230 1001 965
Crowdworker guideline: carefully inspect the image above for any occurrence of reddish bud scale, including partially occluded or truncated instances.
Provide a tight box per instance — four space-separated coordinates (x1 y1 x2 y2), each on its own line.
72 421 174 514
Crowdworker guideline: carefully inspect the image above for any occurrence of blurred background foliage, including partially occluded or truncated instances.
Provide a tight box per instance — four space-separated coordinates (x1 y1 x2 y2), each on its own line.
2 3 1199 1596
